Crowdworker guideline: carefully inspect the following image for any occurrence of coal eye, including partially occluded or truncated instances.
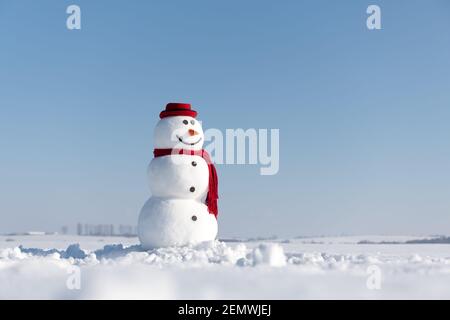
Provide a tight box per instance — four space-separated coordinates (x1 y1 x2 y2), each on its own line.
183 120 188 125
190 120 195 125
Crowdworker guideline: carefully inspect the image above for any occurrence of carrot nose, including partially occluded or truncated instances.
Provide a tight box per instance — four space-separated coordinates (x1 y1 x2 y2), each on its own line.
188 129 199 136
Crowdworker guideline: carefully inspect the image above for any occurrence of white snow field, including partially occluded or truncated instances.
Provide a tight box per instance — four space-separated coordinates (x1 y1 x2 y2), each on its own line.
1 235 450 299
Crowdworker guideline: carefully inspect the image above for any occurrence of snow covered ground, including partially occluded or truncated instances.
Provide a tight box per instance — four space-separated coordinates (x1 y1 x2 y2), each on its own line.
1 234 450 299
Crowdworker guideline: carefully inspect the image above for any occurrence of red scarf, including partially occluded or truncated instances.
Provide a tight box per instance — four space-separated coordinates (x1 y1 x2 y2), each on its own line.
153 148 218 218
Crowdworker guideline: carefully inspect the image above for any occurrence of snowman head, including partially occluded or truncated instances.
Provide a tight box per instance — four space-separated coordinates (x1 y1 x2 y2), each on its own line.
154 103 204 150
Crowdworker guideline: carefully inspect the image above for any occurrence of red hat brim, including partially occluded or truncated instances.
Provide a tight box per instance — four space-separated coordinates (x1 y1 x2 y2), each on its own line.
160 109 197 119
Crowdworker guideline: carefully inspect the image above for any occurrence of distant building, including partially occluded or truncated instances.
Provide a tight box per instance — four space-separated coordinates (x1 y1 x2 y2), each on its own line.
75 223 136 237
77 223 83 236
61 226 69 235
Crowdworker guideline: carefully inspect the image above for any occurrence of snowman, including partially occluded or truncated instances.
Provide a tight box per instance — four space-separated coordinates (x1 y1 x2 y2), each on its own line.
138 103 219 249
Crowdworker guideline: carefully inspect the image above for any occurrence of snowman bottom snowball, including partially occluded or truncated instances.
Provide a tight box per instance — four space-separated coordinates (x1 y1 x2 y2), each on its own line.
138 198 218 249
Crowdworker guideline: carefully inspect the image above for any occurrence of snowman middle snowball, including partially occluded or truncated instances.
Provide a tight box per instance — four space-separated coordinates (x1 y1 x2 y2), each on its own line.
138 103 218 249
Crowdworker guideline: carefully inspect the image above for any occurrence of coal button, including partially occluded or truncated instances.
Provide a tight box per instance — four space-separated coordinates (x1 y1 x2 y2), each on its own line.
189 186 195 192
191 161 197 167
191 215 197 221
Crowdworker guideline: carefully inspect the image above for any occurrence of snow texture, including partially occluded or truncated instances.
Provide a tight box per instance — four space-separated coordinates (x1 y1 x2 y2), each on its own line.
1 235 450 299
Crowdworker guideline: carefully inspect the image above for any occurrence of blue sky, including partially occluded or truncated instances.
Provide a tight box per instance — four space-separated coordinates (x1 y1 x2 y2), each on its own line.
1 0 449 237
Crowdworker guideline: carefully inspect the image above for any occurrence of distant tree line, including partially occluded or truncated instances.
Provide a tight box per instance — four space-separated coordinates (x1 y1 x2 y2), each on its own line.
358 236 450 245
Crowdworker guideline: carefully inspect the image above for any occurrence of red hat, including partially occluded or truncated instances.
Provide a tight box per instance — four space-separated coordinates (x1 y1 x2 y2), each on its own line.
159 103 198 119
